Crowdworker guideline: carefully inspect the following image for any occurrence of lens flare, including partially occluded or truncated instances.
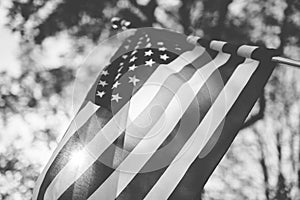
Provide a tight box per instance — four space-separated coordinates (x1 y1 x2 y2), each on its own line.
69 149 85 168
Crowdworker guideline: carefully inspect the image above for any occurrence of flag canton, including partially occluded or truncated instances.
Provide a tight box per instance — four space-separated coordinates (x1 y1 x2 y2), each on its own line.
95 30 191 111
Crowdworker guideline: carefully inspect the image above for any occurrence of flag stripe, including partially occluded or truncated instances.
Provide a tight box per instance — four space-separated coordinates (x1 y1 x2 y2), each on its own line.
33 102 99 200
88 50 228 199
144 57 259 199
116 48 246 199
43 47 205 200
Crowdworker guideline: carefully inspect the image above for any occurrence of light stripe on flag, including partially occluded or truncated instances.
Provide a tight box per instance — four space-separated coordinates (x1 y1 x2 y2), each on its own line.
144 57 259 199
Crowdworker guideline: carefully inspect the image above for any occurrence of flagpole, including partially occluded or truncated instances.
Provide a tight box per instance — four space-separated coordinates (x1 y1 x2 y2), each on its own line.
272 56 300 68
110 17 300 69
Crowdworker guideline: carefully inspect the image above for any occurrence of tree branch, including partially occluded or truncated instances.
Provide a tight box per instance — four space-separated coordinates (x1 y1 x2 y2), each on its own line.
254 128 270 200
140 0 158 26
179 0 193 35
241 92 266 129
278 0 293 55
212 0 234 39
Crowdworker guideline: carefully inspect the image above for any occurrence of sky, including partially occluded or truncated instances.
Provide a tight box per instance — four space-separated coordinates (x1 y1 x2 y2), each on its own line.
0 4 21 76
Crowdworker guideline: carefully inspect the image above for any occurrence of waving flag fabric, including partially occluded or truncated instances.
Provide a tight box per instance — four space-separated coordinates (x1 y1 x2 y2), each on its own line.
33 28 279 200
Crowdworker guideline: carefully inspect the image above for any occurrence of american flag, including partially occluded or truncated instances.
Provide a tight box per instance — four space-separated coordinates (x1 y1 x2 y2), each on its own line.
33 28 279 200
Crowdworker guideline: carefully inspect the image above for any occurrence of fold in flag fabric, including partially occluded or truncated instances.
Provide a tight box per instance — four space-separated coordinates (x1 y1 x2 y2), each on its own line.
33 27 280 200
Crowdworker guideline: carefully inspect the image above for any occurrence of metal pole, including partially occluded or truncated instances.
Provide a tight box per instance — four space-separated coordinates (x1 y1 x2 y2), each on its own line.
272 56 300 69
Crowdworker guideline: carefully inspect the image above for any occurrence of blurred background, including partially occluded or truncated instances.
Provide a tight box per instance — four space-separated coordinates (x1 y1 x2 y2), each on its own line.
0 0 300 199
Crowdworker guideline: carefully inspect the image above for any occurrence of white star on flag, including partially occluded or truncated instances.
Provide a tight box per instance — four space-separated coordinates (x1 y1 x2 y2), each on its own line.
98 80 108 87
145 50 153 56
128 75 140 86
111 93 122 102
96 91 105 98
131 50 137 55
129 64 138 71
115 73 121 80
145 43 152 48
159 46 167 51
130 56 137 63
145 59 155 67
112 81 121 89
101 70 108 76
118 67 123 72
160 54 169 61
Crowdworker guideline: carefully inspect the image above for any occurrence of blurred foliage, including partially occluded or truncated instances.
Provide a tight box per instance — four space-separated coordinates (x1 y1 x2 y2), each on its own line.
1 0 300 199
0 67 74 122
0 147 39 200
